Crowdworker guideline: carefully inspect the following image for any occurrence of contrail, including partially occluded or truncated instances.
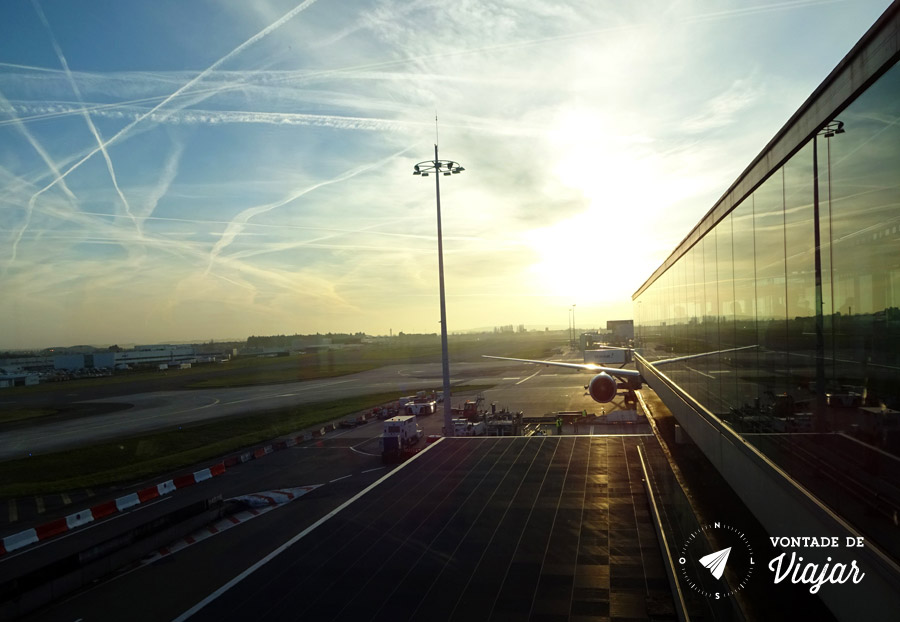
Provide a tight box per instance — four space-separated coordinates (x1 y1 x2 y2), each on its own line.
137 140 184 238
8 0 322 271
227 216 426 260
43 209 438 240
685 0 841 23
0 67 514 129
169 0 841 92
0 89 77 201
4 1 839 131
203 144 414 275
4 103 541 137
31 0 138 231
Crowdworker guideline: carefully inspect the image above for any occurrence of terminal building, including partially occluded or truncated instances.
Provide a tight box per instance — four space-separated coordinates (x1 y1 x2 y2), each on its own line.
633 3 900 620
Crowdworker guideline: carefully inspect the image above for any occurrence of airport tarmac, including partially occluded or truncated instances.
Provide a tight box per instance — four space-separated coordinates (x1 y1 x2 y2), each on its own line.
0 361 638 531
22 435 675 622
14 364 667 622
0 359 632 461
181 436 675 622
0 361 501 460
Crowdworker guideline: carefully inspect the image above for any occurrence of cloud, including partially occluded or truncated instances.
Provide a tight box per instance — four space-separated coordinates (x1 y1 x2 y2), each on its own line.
31 0 139 234
2 0 891 346
5 0 324 274
681 78 761 133
202 144 415 275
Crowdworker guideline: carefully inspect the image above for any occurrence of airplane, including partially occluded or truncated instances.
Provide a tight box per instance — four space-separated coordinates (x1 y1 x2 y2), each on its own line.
483 351 642 405
484 345 756 405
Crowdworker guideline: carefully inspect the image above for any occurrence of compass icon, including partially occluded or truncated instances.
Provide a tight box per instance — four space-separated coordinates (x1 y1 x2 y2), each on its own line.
678 523 755 599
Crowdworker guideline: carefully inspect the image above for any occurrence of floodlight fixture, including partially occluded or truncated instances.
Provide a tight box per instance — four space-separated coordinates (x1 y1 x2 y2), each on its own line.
819 120 845 138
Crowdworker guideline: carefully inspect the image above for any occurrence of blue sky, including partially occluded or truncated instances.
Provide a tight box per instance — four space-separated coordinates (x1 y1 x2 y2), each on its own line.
0 0 893 349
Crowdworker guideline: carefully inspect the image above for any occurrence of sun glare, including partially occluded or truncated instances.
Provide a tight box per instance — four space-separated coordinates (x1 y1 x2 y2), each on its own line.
523 211 631 304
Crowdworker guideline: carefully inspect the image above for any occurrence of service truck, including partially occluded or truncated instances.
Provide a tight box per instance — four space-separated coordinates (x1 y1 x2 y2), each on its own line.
452 418 485 436
381 415 422 463
406 400 436 416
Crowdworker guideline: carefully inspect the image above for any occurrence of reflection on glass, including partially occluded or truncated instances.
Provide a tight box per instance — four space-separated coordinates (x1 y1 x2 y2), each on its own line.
731 199 759 411
717 214 737 413
704 233 720 409
633 59 900 564
784 141 817 415
754 170 790 401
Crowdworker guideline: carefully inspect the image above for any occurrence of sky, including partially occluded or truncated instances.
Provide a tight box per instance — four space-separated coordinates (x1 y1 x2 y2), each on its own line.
0 0 894 349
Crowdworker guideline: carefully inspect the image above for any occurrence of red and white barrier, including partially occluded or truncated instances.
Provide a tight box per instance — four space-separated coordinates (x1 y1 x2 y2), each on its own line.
65 509 94 530
2 528 38 554
0 461 226 557
0 406 372 557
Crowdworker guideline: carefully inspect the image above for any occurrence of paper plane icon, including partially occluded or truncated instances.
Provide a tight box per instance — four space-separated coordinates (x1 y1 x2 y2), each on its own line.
699 547 731 580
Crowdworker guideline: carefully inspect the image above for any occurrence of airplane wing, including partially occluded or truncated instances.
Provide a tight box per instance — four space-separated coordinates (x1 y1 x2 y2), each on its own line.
481 355 642 379
483 345 756 379
646 344 757 365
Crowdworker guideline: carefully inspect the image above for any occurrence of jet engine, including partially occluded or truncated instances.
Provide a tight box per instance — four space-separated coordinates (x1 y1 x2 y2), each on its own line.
587 372 618 403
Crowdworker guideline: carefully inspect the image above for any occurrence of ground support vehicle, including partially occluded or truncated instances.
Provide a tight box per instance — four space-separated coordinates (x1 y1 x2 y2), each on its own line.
381 415 422 463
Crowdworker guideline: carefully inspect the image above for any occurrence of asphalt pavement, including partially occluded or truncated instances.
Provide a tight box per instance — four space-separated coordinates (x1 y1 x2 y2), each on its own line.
9 357 669 622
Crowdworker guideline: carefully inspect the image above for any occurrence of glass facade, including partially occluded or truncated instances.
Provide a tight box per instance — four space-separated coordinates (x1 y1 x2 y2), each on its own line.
634 59 900 561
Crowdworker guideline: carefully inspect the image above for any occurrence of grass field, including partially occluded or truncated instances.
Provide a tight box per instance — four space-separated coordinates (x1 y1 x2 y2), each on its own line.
0 382 500 497
186 332 563 389
0 331 563 495
2 332 564 398
0 408 57 425
0 392 401 497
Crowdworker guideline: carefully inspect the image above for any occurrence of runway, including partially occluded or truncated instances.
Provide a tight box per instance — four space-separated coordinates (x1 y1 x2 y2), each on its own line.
0 361 524 460
0 358 638 461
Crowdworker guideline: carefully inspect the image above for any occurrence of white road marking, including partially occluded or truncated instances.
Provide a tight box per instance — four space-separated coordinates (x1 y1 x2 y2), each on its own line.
173 448 433 622
169 397 220 415
361 467 385 474
516 370 542 385
221 379 357 406
329 474 352 483
349 446 381 457
686 366 715 379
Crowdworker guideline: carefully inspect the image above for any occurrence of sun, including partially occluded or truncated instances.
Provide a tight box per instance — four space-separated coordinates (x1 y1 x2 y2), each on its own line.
523 211 633 304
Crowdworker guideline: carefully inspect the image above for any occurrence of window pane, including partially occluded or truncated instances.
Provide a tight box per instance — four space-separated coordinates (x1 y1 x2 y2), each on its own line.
754 170 790 402
731 199 758 412
826 61 900 412
783 141 817 414
717 213 738 413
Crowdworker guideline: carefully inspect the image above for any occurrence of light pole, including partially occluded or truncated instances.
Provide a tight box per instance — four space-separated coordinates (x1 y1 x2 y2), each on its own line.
571 304 577 349
812 120 844 433
413 147 464 437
